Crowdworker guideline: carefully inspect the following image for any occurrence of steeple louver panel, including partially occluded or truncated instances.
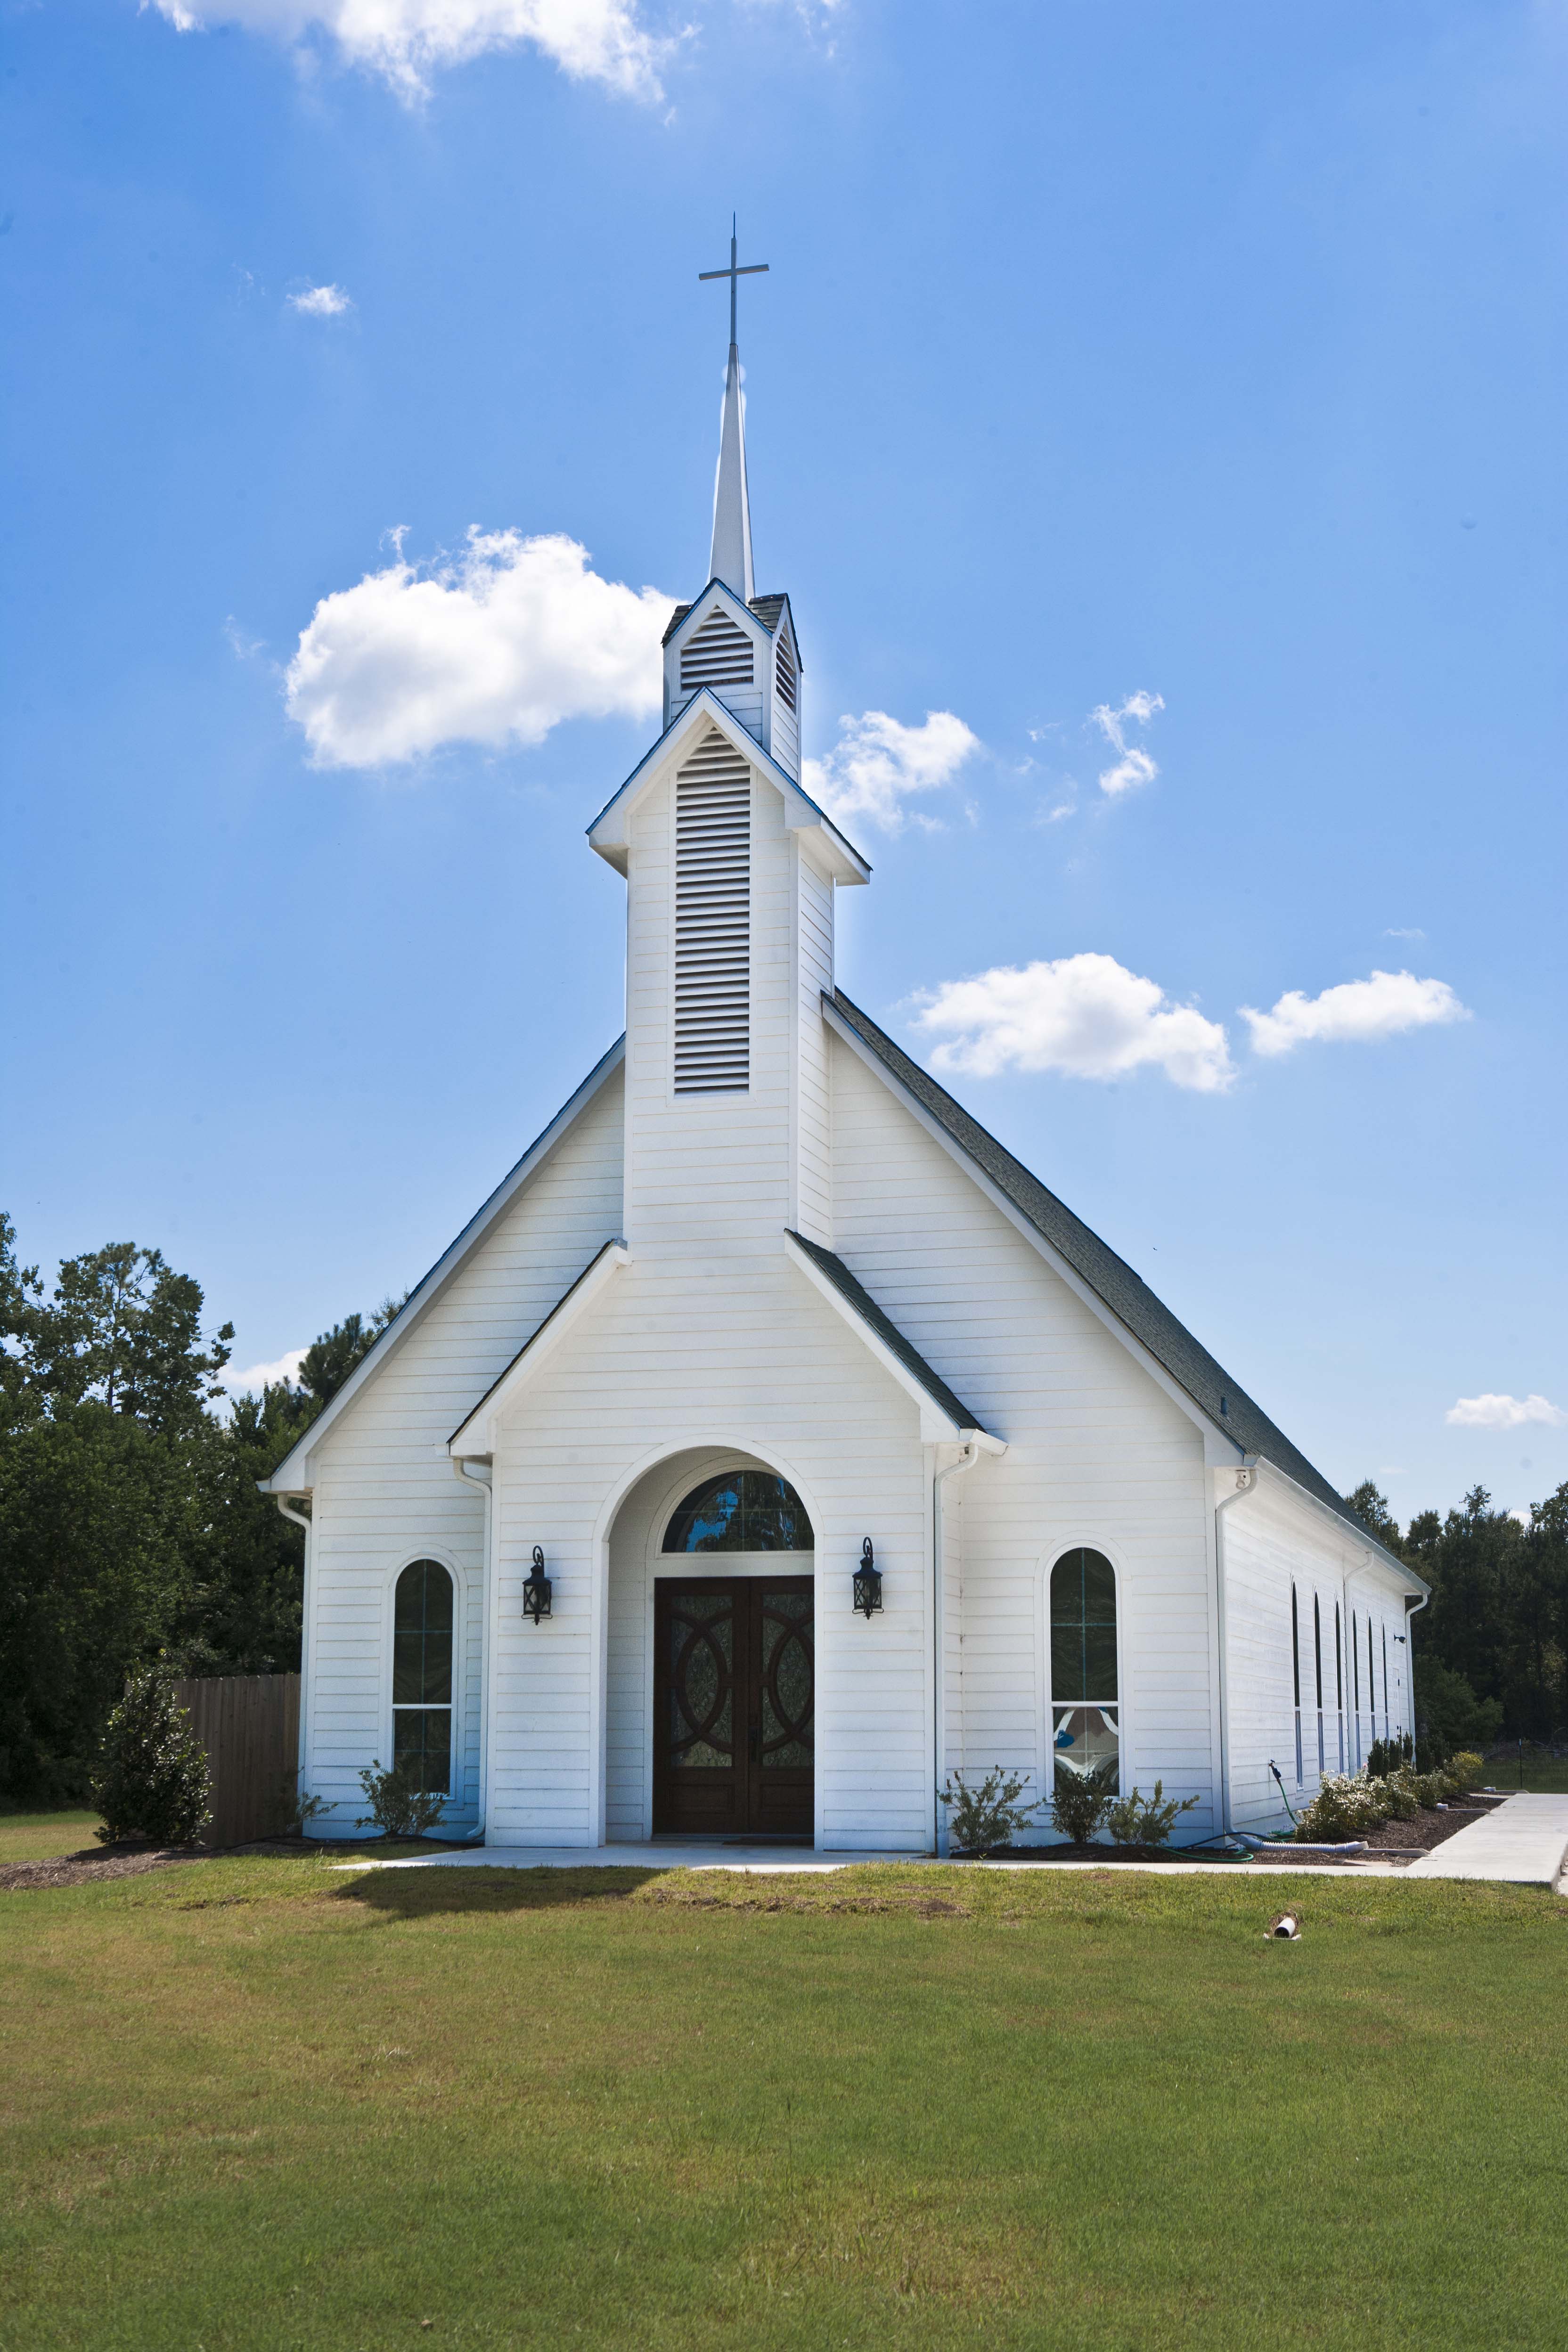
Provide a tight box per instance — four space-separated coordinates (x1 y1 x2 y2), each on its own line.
679 608 754 693
674 732 751 1094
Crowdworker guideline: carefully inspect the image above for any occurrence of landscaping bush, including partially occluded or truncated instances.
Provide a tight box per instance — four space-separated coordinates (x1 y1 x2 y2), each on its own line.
1379 1769 1423 1821
90 1668 212 1846
1443 1750 1484 1794
1367 1732 1415 1779
1292 1771 1389 1842
939 1765 1037 1854
1107 1780 1200 1848
1048 1758 1119 1845
356 1761 447 1840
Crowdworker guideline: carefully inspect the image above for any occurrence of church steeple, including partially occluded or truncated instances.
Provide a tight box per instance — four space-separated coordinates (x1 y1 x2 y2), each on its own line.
699 219 768 602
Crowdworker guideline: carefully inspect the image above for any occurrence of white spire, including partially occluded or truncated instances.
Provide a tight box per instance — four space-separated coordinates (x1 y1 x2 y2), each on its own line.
698 218 768 603
710 341 753 601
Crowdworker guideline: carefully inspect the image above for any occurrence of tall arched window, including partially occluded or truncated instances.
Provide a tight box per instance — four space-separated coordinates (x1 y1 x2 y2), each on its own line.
663 1471 814 1553
1049 1548 1119 1788
1291 1584 1303 1783
393 1559 454 1793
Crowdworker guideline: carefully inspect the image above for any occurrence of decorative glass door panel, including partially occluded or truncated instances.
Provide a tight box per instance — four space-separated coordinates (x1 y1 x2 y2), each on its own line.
654 1577 813 1838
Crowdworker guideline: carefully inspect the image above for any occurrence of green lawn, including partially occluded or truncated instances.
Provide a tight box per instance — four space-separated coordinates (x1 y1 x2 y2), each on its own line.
0 1810 103 1865
1496 1755 1568 1794
2 1856 1566 2351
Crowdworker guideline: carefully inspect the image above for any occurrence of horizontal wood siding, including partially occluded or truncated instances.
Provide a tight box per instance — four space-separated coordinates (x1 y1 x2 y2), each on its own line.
302 1074 625 1837
793 849 833 1245
830 1037 1218 1838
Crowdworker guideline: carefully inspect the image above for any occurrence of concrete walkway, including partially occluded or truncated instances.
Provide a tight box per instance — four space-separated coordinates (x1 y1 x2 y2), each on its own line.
335 1840 1415 1880
1404 1792 1568 1885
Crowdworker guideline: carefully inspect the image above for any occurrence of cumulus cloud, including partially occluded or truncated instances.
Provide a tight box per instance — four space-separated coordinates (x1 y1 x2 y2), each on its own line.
1446 1393 1566 1431
289 282 352 316
223 1347 308 1395
1240 969 1470 1059
144 0 666 102
1091 688 1164 798
285 528 671 768
803 709 980 834
912 952 1234 1092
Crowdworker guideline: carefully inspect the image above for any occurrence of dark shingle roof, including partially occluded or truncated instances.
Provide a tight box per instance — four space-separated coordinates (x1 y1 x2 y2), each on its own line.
788 1230 988 1434
828 989 1409 1572
659 588 792 647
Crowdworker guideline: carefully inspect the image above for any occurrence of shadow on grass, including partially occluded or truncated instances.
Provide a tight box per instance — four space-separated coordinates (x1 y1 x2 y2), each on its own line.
330 1864 667 1918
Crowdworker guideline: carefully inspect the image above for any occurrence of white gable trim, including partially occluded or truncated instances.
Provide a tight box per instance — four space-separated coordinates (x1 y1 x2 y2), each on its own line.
664 579 768 661
783 1230 1005 1450
1254 1458 1429 1598
261 1037 626 1494
448 1241 630 1459
587 689 869 885
821 996 1241 1466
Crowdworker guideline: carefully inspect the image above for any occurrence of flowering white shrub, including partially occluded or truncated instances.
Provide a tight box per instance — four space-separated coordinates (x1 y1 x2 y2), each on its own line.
1294 1771 1391 1842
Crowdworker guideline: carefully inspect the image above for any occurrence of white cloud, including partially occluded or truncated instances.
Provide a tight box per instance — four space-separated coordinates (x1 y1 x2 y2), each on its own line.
289 282 353 316
1091 688 1164 797
912 951 1234 1093
145 0 666 102
1240 969 1470 1058
1446 1393 1567 1431
1383 926 1426 942
803 709 980 834
224 1347 308 1394
285 528 671 768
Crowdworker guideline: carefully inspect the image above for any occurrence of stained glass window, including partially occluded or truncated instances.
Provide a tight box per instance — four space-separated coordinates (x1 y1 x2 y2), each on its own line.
392 1559 453 1795
663 1471 814 1553
1049 1548 1119 1788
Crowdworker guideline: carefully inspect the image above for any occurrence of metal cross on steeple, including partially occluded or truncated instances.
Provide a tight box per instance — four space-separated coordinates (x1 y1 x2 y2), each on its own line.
699 216 768 351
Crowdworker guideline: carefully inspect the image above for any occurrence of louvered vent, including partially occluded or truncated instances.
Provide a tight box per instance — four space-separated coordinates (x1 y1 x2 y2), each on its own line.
774 636 797 712
679 607 754 693
674 735 750 1094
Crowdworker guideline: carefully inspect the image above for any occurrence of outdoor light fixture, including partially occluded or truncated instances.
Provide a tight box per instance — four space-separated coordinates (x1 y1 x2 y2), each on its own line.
852 1536 882 1620
522 1545 553 1625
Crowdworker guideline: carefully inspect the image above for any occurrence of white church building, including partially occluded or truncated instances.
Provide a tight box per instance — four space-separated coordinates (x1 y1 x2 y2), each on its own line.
266 263 1426 1853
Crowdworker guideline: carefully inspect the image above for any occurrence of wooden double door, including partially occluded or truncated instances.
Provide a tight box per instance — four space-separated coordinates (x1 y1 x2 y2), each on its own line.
653 1576 814 1839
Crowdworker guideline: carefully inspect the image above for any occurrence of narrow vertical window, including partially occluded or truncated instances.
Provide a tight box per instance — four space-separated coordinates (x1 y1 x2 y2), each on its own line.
1313 1594 1325 1775
1352 1611 1362 1766
1290 1584 1303 1784
673 731 751 1094
1368 1619 1377 1751
1381 1625 1390 1738
1049 1549 1120 1791
393 1559 454 1794
1334 1601 1345 1770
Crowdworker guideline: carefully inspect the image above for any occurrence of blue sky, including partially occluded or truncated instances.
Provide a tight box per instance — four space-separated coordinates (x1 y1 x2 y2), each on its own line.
4 0 1565 1525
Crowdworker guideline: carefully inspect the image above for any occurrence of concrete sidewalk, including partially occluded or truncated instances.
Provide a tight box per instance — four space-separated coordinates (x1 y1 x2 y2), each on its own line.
334 1840 1415 1880
1404 1792 1568 1885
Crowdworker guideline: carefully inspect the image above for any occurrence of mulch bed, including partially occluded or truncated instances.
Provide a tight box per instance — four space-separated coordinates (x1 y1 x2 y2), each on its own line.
963 1843 1254 1866
0 1833 472 1895
1358 1805 1486 1853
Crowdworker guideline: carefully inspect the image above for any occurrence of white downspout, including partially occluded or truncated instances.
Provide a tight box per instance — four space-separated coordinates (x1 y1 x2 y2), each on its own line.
1404 1589 1429 1752
1213 1459 1259 1835
932 1440 980 1853
274 1494 314 1814
455 1459 494 1843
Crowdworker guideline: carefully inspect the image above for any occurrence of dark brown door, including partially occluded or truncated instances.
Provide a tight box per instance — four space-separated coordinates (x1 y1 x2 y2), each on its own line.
653 1576 814 1838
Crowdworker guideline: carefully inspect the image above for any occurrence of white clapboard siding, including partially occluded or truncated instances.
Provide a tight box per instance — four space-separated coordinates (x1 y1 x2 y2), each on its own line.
674 734 751 1094
485 1257 932 1850
829 1035 1219 1838
302 1071 626 1835
793 851 834 1243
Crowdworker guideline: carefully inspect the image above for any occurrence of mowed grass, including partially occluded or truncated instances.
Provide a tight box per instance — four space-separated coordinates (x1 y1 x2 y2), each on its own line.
0 1812 103 1866
1 1858 1566 2351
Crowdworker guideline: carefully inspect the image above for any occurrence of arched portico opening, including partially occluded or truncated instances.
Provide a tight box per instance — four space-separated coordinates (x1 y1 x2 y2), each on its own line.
603 1446 817 1843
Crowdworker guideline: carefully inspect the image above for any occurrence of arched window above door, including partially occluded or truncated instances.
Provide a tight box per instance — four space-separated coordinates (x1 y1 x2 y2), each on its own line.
1048 1546 1119 1787
663 1471 814 1554
393 1559 453 1795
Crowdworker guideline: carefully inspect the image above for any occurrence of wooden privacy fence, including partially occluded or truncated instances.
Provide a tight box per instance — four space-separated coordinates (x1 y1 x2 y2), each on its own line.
172 1674 301 1847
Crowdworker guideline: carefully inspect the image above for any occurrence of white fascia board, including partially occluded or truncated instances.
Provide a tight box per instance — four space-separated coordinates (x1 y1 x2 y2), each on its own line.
821 996 1240 1464
782 1230 1003 1451
1254 1458 1429 1597
449 1242 629 1458
588 689 869 885
261 1037 625 1494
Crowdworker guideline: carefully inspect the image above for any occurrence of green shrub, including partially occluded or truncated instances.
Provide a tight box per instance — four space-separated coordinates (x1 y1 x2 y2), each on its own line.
1367 1732 1415 1780
355 1761 447 1840
1380 1769 1423 1821
1293 1771 1389 1842
1048 1758 1119 1846
90 1668 212 1846
1444 1750 1485 1794
939 1765 1037 1854
1107 1780 1200 1848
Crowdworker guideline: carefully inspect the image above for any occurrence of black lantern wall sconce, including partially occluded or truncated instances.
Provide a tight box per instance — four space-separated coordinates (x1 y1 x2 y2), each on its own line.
522 1545 553 1625
852 1536 882 1619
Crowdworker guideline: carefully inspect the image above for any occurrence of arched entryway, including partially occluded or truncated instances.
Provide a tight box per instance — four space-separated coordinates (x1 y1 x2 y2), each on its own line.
604 1449 817 1842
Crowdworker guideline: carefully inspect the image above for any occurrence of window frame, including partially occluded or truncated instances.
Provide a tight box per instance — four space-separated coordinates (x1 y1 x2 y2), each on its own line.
381 1549 466 1808
1041 1537 1126 1801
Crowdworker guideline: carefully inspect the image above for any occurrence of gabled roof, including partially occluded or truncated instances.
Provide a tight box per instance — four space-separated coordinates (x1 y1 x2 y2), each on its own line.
261 1036 626 1494
825 989 1416 1579
661 583 795 650
785 1231 1000 1446
448 1239 629 1456
585 687 868 883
